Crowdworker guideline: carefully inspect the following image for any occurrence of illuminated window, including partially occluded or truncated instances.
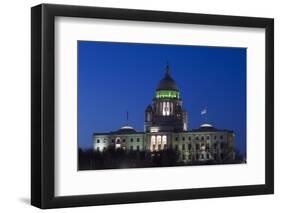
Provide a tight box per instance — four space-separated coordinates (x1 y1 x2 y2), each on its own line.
151 136 156 144
166 102 170 116
157 135 161 143
162 135 167 143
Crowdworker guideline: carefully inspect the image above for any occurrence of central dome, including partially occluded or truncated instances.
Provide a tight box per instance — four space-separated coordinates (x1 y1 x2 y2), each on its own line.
156 64 179 91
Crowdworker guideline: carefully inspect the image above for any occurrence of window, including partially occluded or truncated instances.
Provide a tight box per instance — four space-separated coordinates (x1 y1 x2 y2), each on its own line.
103 147 106 151
164 144 167 149
188 154 192 160
103 139 107 143
175 136 178 141
201 136 204 141
182 154 186 160
206 136 210 140
151 136 156 144
130 138 133 142
157 135 161 144
214 135 217 140
188 136 191 141
162 135 167 144
162 102 166 116
220 135 224 140
214 154 217 160
175 144 178 150
117 139 121 143
122 139 126 142
201 154 204 159
196 136 199 140
196 154 199 160
111 139 114 143
182 144 185 150
188 144 192 150
97 139 100 143
206 143 210 150
182 137 185 141
137 145 140 151
196 144 199 150
213 143 217 149
166 102 170 116
137 138 140 142
206 153 210 159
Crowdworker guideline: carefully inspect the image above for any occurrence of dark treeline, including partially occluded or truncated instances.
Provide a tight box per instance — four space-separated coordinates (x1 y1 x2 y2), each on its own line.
78 147 245 170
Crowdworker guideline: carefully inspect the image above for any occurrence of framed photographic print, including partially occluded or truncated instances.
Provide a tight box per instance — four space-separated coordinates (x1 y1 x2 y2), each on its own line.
31 3 274 209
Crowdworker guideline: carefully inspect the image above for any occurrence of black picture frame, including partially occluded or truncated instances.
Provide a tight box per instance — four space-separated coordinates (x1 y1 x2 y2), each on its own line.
31 3 274 209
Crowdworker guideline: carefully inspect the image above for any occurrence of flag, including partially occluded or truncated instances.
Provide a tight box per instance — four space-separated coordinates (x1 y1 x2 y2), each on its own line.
201 108 207 115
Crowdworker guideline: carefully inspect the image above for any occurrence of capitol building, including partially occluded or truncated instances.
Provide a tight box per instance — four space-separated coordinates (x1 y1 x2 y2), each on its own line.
93 65 236 163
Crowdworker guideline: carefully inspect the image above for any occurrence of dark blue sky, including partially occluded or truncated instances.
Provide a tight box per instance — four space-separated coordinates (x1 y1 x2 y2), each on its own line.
78 41 246 156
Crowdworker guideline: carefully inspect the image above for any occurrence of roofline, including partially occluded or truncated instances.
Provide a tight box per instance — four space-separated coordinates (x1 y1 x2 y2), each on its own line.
93 132 145 136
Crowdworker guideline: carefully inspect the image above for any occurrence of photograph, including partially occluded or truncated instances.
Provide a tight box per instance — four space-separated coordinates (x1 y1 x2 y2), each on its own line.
29 3 274 209
77 41 247 170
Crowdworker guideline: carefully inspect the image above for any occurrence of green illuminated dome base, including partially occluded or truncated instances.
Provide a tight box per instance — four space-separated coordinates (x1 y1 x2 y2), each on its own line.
155 90 180 99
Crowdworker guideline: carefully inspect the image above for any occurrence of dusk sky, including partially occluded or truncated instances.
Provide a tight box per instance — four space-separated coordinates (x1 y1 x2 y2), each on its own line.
78 41 246 156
